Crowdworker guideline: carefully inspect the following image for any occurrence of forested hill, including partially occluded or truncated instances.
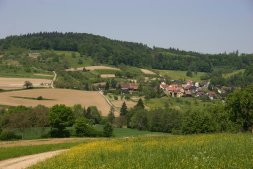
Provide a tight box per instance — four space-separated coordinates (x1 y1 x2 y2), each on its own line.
0 32 253 72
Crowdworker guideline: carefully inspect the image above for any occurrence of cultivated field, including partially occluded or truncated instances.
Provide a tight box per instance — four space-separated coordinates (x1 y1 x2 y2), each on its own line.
0 89 112 116
140 68 156 75
0 77 52 90
100 74 116 78
66 66 120 72
111 100 136 109
85 66 120 71
31 134 253 169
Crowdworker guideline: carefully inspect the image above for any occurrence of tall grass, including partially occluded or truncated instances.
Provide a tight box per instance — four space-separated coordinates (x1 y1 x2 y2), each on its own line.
30 134 253 169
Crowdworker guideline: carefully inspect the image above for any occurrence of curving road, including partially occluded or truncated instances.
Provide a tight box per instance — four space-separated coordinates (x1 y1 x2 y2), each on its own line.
0 149 67 169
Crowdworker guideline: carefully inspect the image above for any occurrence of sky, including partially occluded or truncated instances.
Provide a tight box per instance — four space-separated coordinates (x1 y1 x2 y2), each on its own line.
0 0 252 54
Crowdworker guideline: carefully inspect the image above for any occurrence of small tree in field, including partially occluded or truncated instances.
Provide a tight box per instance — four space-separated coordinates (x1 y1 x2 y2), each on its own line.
107 107 115 124
135 99 145 109
103 122 113 137
23 81 33 89
120 102 128 116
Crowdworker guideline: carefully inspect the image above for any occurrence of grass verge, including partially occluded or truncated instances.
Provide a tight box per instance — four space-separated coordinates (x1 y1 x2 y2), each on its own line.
0 141 86 161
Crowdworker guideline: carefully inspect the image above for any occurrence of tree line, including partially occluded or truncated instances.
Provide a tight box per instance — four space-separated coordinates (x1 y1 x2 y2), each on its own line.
1 32 252 72
0 104 113 140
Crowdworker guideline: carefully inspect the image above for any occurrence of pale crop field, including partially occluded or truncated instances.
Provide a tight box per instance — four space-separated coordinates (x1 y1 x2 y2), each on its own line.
100 74 116 78
140 68 156 75
66 66 120 72
0 77 52 90
30 134 253 169
0 89 111 116
85 66 120 71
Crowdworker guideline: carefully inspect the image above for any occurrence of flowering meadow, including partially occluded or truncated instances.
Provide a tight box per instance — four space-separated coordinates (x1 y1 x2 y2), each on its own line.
30 134 253 169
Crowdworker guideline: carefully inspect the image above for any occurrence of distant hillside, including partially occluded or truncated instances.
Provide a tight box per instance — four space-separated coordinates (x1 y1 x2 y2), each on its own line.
0 32 253 72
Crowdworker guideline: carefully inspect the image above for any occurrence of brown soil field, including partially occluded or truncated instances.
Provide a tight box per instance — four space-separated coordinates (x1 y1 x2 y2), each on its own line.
65 67 84 72
140 68 156 75
65 66 120 72
111 100 136 109
0 77 52 90
85 66 120 71
100 74 116 78
0 89 111 116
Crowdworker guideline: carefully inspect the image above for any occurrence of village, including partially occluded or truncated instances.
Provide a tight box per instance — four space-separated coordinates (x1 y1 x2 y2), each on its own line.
116 78 230 101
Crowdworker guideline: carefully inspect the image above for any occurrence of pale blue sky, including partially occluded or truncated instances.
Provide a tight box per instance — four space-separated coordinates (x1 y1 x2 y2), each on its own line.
0 0 252 53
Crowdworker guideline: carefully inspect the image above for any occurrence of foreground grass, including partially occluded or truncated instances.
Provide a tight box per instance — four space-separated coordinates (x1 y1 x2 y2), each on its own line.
31 134 253 169
0 141 86 161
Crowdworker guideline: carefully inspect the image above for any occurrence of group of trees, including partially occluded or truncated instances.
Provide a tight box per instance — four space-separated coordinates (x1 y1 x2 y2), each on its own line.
116 85 253 134
209 65 253 88
1 32 252 72
0 104 113 140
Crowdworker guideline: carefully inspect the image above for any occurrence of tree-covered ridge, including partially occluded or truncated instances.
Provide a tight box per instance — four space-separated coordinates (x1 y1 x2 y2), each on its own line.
0 32 253 72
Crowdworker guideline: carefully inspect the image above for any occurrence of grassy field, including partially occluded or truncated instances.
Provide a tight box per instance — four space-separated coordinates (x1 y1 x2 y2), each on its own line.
222 69 245 78
30 134 253 169
94 125 157 137
0 141 86 161
52 51 93 67
0 72 53 79
157 69 206 81
145 97 215 112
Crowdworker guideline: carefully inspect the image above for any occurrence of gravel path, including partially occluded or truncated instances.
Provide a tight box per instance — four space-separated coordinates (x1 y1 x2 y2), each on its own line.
0 149 67 169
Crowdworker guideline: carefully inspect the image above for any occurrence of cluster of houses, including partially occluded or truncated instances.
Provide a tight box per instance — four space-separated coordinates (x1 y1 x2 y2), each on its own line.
121 83 139 93
160 81 217 100
113 80 225 100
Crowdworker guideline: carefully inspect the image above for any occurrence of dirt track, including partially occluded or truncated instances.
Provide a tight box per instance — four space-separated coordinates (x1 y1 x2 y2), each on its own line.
0 149 67 169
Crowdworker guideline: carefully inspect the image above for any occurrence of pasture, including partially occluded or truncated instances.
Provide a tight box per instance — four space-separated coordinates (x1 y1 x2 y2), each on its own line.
0 89 112 116
30 134 253 169
0 77 52 90
158 69 206 81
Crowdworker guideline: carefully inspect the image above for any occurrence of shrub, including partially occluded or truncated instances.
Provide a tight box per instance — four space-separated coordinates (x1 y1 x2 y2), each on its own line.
114 95 118 100
50 128 70 138
74 117 99 137
103 122 113 137
37 96 43 100
125 95 131 100
0 130 21 141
